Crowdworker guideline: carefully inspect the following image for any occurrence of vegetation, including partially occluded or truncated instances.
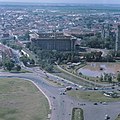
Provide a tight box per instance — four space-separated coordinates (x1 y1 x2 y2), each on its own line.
53 65 95 87
67 90 120 102
85 51 115 62
15 65 21 71
117 73 120 82
20 55 35 67
22 48 38 64
11 44 22 50
26 42 81 72
72 108 84 120
3 58 15 71
2 57 25 72
116 114 120 120
99 73 113 83
83 36 115 49
0 78 50 120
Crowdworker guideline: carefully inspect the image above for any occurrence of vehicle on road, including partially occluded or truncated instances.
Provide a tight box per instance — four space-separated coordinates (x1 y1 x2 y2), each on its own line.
94 103 98 105
105 114 110 120
102 102 108 105
66 86 72 90
60 92 66 95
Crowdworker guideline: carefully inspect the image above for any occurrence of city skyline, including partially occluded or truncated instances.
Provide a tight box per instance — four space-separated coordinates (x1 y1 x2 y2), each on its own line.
0 0 120 4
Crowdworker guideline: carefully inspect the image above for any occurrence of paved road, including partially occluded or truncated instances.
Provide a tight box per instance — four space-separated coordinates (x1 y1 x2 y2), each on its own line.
1 43 120 120
0 72 120 120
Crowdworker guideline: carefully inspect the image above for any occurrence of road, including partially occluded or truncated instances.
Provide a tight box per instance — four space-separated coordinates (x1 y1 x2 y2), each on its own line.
1 44 119 120
0 71 120 120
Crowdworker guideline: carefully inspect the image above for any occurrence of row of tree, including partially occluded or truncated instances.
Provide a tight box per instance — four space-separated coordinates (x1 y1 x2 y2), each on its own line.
84 51 115 62
82 36 115 49
99 73 120 83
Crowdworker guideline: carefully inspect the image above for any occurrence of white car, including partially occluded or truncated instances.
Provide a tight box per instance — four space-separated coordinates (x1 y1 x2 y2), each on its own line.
105 114 110 120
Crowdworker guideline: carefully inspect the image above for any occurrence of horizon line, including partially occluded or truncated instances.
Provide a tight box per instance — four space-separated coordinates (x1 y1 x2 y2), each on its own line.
0 1 120 5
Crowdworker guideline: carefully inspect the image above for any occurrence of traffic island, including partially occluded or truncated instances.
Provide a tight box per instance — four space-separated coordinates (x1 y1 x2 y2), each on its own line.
72 108 84 120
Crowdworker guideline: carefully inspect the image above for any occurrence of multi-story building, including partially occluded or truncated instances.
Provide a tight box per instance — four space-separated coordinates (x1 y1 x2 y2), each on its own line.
30 32 76 51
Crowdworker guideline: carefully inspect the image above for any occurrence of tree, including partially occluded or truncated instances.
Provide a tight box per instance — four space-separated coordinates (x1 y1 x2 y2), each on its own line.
99 75 103 82
20 55 29 66
103 73 113 83
16 65 21 71
4 60 14 71
2 39 7 45
107 74 112 83
30 59 35 65
117 73 120 82
45 64 53 72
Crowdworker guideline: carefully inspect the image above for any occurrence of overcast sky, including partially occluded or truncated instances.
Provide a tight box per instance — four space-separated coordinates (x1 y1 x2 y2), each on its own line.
0 0 120 4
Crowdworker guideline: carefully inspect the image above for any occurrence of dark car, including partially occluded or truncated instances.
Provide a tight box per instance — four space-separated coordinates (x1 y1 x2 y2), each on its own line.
94 103 98 105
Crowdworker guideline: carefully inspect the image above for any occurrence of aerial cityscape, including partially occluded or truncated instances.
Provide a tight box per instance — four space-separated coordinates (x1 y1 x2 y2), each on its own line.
0 1 120 120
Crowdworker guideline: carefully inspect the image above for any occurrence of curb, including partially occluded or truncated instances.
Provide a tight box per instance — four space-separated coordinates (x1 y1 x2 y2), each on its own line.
24 79 52 119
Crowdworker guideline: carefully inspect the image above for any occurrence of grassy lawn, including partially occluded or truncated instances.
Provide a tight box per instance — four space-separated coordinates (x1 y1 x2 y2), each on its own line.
72 108 84 120
2 69 32 73
53 65 95 87
0 78 50 120
67 90 120 102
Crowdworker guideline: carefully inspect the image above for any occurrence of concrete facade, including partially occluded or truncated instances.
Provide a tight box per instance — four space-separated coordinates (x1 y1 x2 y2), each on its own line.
30 33 76 51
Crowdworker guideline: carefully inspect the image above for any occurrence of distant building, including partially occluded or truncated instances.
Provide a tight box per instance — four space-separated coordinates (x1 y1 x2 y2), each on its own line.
115 24 120 51
101 23 111 40
30 32 76 51
2 33 10 38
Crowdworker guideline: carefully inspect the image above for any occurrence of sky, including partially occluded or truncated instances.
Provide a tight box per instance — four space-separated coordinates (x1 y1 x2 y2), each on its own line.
0 0 120 4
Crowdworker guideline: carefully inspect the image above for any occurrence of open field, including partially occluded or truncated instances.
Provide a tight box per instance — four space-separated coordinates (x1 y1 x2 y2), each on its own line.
72 108 84 120
0 78 49 120
67 90 120 102
78 62 120 78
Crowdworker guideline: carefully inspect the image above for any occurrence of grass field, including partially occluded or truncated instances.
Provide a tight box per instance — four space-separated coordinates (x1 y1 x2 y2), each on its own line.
67 90 120 102
72 108 84 120
0 78 50 120
3 69 32 73
53 65 93 87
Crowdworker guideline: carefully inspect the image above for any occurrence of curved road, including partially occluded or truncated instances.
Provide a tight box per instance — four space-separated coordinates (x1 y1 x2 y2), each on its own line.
0 71 120 120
